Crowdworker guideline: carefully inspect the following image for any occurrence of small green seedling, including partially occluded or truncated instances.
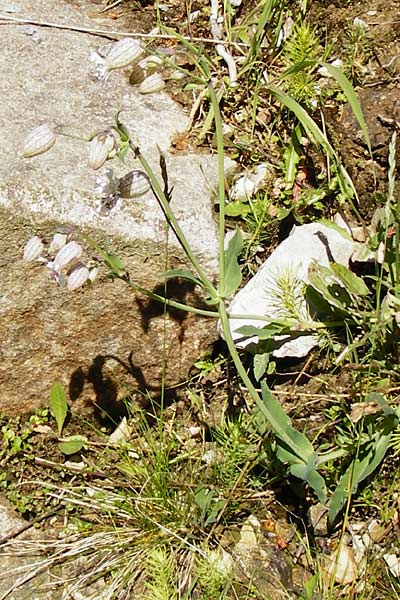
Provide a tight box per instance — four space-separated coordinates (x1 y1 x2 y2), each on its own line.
49 382 86 455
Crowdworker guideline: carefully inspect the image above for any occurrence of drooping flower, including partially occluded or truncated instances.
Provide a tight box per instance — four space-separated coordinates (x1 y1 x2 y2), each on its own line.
138 73 165 94
23 235 44 261
119 170 151 198
48 233 68 254
90 38 144 81
67 264 90 291
88 129 118 170
53 241 83 271
20 124 56 158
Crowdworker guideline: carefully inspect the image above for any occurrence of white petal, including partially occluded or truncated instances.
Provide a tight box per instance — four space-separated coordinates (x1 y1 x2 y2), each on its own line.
119 170 151 198
139 73 165 94
105 38 144 71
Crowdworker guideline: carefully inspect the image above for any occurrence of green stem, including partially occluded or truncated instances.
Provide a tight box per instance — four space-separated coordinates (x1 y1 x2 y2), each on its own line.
125 278 219 318
206 77 227 297
132 144 218 302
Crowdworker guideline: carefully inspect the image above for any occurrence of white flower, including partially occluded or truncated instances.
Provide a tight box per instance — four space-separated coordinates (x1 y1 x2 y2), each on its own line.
119 170 151 198
20 124 56 158
53 241 83 271
95 168 120 209
139 73 165 94
88 267 99 283
106 38 143 70
49 233 68 254
88 130 118 170
90 38 143 81
23 235 44 261
67 264 90 290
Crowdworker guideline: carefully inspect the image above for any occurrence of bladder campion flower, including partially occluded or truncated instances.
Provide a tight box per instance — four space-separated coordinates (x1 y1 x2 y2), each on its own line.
20 124 56 158
23 235 44 261
53 241 83 272
90 38 144 81
67 264 90 291
88 129 118 170
119 170 151 198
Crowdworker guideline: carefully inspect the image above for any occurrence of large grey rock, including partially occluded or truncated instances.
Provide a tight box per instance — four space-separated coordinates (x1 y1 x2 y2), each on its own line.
0 0 226 415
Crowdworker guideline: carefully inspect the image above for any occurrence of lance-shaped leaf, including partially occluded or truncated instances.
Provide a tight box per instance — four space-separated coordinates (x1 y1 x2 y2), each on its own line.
220 228 243 298
50 382 68 436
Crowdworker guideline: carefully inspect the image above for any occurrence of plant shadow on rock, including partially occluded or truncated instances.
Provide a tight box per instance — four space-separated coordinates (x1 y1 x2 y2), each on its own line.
68 278 212 426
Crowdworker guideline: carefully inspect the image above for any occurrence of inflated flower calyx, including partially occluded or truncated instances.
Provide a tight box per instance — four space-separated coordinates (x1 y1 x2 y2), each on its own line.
67 264 90 291
23 236 44 261
53 241 83 271
119 170 151 198
88 130 117 170
48 233 68 254
20 124 56 158
139 73 165 94
105 38 144 71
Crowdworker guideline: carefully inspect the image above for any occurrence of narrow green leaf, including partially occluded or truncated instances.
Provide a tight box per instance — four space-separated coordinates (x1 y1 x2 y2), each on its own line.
265 83 358 201
105 253 125 275
261 383 315 461
329 263 370 296
305 469 327 504
59 435 87 456
318 63 372 156
328 432 393 524
50 383 68 436
284 125 302 189
221 228 243 298
236 321 293 339
308 265 350 311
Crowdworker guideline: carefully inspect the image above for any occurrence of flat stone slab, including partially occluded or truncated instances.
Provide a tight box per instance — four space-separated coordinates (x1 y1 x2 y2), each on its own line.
0 0 226 415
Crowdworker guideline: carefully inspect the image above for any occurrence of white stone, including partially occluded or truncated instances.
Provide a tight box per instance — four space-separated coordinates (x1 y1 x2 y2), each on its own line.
226 222 356 358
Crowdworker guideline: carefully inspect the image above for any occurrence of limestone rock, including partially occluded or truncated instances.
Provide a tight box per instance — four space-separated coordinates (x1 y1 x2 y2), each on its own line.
0 0 226 415
226 222 355 358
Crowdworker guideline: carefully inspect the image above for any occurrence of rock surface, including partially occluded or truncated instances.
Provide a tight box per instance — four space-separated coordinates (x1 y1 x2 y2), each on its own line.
0 495 50 599
226 222 355 358
0 495 105 599
0 0 225 415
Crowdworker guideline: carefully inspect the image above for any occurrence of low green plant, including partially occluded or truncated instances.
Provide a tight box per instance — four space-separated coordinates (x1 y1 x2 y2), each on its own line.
22 65 375 527
281 21 324 108
143 546 178 600
343 20 372 84
49 382 87 455
16 14 400 596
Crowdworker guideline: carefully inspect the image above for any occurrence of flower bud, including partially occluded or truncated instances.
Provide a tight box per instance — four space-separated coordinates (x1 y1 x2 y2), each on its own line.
139 73 165 94
49 233 68 254
53 241 83 271
88 267 99 283
105 38 144 71
20 124 56 158
88 130 117 170
23 235 44 261
119 170 151 198
67 264 90 290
